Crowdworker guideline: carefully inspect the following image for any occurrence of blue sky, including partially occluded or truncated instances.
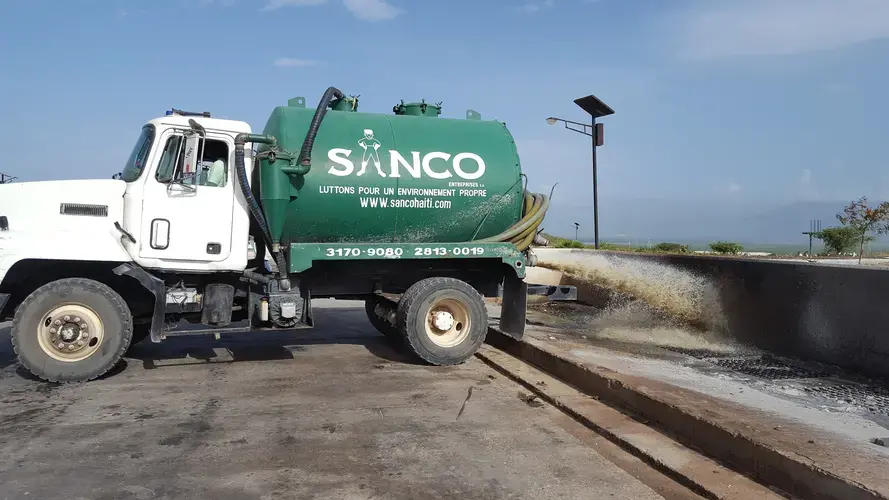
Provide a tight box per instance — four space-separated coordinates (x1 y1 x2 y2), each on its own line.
2 0 889 240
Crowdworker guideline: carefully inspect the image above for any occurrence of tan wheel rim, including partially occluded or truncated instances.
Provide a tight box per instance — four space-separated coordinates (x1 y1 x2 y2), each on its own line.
36 304 105 362
424 297 471 348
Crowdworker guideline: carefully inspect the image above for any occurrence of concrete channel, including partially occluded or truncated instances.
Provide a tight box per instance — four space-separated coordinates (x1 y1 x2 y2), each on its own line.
527 248 889 380
514 248 889 500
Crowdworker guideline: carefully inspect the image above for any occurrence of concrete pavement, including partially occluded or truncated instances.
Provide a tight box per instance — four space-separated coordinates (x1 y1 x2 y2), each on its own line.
0 300 673 500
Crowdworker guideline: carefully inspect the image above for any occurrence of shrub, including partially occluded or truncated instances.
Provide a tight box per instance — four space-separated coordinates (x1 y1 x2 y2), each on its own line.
553 239 586 249
709 241 743 255
652 242 689 253
813 226 868 255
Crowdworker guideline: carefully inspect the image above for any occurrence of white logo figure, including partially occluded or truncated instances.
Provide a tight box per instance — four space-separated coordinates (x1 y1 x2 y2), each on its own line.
357 129 384 177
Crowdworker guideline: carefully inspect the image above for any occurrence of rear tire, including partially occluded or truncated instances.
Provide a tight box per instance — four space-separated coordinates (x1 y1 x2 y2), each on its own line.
11 278 133 383
396 277 488 366
365 296 400 340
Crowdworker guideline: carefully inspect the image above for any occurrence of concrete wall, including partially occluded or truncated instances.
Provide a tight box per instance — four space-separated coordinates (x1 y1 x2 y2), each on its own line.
530 249 889 379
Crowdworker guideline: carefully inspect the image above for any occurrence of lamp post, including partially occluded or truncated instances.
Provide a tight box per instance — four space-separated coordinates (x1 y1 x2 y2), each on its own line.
573 222 580 241
802 219 822 257
547 94 614 249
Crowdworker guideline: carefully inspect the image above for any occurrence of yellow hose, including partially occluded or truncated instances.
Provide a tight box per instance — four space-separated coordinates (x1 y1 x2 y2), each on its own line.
473 189 549 252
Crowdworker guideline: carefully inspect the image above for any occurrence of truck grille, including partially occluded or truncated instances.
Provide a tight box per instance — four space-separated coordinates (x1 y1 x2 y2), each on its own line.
60 203 108 217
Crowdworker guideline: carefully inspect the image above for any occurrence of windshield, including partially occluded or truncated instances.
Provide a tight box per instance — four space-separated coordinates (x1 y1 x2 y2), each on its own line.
120 125 156 182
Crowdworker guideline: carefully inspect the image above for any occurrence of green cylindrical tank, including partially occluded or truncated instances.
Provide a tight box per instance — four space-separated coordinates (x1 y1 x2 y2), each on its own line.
257 96 525 245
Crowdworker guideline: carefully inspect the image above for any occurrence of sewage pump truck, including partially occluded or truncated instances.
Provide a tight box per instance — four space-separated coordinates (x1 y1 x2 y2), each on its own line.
0 87 548 383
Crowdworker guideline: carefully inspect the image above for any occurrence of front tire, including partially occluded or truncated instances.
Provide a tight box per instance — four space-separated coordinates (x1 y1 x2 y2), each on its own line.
396 277 488 366
11 278 133 383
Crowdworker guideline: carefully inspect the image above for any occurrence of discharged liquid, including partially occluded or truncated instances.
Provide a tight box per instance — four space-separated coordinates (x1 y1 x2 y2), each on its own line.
534 251 737 352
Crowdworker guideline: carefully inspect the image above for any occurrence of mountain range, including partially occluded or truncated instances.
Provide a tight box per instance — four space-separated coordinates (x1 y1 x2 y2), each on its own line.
541 199 889 246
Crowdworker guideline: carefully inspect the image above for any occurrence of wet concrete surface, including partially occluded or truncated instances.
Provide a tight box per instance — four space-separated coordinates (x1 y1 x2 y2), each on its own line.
501 302 889 462
0 300 670 500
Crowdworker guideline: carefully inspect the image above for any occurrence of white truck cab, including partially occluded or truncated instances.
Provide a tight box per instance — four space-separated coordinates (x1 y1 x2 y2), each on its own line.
0 111 256 287
0 110 275 383
120 113 255 273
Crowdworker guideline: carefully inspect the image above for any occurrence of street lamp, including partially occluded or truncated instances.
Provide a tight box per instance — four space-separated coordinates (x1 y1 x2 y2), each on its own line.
547 94 615 249
573 222 580 241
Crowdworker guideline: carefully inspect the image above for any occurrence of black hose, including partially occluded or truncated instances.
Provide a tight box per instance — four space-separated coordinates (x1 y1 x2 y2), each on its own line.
234 133 290 285
297 86 345 167
243 270 272 284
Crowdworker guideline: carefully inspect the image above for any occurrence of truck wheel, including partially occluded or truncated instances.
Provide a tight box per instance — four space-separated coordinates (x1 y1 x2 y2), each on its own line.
364 296 400 340
11 278 133 383
396 277 487 366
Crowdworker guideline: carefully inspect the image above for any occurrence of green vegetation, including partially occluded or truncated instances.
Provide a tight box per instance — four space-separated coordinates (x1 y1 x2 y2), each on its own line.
541 234 693 254
598 242 635 251
813 226 872 255
547 235 588 249
836 196 889 264
554 239 586 249
652 242 690 253
537 231 889 259
708 241 744 255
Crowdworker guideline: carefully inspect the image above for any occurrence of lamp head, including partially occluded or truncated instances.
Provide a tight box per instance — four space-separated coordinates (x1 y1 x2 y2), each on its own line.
546 117 558 125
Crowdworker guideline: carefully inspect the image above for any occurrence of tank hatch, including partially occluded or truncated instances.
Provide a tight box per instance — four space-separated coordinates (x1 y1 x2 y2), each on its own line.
393 99 441 117
331 95 359 112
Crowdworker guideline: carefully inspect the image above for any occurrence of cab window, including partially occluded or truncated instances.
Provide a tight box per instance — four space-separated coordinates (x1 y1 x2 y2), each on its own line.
120 126 155 182
155 134 229 188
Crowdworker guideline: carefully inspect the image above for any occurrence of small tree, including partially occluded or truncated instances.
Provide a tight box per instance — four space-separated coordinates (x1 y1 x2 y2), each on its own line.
813 226 871 255
653 242 689 253
709 241 743 255
837 197 889 264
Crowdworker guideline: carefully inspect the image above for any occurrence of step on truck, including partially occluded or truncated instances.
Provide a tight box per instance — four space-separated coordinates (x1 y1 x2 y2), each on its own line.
0 87 549 382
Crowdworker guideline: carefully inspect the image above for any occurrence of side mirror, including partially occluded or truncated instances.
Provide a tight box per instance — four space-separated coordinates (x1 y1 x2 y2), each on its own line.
181 131 202 179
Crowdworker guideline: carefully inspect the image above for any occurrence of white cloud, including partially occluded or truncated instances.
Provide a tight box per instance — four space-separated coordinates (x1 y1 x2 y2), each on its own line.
728 182 742 193
799 168 820 200
518 0 554 13
678 0 889 60
273 58 318 68
262 0 326 11
800 168 812 186
342 0 402 21
256 0 402 21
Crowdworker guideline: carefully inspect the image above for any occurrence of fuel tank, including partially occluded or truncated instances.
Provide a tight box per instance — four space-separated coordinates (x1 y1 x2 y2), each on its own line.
258 96 524 245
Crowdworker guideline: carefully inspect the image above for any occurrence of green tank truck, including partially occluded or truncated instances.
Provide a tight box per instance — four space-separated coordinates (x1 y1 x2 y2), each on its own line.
0 86 549 382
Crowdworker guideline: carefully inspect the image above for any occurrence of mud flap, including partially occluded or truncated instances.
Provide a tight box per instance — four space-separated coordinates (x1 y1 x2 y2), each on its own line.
0 293 9 319
499 271 527 340
113 263 166 343
302 291 314 327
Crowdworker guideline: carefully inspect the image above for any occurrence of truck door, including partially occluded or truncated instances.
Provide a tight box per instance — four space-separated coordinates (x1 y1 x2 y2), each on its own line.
138 126 235 263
